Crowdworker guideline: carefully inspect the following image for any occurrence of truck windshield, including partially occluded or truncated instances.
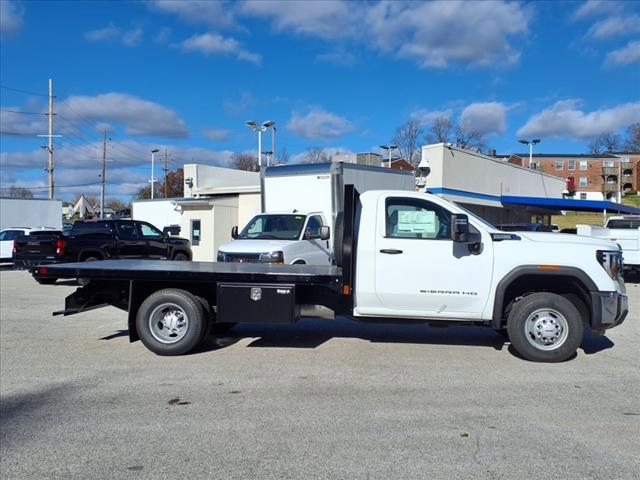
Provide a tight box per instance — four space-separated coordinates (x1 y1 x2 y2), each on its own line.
238 214 306 240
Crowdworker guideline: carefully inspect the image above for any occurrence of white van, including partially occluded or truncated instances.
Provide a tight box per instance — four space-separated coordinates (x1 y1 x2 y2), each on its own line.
217 162 415 265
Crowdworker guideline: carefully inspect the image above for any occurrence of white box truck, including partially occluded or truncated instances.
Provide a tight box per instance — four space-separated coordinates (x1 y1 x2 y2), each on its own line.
577 215 640 274
217 162 415 264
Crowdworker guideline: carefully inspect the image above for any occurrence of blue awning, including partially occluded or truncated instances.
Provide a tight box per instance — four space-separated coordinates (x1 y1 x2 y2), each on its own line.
501 196 640 214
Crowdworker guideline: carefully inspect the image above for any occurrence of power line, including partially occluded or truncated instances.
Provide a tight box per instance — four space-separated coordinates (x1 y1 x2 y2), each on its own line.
0 109 47 115
0 84 55 98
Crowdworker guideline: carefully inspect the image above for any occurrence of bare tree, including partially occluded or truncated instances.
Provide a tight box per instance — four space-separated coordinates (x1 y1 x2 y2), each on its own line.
455 125 485 152
623 123 640 152
589 132 622 154
276 146 290 165
231 152 260 172
392 119 423 165
302 147 330 164
426 116 454 144
7 186 34 198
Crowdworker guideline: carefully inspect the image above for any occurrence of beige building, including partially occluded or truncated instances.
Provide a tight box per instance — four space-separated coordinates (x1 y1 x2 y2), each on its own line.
176 164 261 261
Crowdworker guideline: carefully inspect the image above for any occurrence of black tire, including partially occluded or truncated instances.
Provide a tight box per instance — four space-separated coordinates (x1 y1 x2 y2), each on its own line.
136 289 206 356
173 252 189 261
194 296 213 341
34 276 56 285
507 292 583 363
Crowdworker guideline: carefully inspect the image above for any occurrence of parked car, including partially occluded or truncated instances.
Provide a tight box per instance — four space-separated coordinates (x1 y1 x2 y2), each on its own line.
13 219 192 283
577 215 640 275
0 227 58 264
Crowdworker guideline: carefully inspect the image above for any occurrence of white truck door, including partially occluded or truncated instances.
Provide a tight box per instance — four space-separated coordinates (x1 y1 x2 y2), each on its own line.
374 195 493 319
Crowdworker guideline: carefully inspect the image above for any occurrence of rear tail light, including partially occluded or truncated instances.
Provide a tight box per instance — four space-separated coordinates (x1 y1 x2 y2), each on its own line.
56 238 66 256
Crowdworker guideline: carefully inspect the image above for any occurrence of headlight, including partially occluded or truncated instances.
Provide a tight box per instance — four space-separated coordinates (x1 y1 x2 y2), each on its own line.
597 250 623 279
217 251 227 262
259 251 284 264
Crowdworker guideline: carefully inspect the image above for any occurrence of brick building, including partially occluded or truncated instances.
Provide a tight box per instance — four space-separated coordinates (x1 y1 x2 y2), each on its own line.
500 152 640 201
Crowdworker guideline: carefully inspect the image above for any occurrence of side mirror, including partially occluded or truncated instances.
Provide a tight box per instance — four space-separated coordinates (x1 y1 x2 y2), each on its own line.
231 226 239 239
320 226 330 241
451 214 470 243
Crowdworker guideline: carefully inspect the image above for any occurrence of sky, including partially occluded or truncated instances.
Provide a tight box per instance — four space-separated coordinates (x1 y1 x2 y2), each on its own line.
0 0 639 201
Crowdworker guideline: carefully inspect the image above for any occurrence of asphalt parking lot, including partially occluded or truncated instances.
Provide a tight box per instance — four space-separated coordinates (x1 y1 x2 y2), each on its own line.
1 268 639 480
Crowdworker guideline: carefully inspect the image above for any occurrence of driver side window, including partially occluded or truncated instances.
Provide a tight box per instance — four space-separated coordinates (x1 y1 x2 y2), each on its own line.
386 198 451 240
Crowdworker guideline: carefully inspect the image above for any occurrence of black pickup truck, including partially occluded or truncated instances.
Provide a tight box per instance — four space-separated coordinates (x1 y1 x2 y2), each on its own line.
14 219 192 283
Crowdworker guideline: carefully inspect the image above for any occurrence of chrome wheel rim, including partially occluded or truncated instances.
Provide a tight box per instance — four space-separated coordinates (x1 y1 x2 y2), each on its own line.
149 303 189 344
524 308 569 351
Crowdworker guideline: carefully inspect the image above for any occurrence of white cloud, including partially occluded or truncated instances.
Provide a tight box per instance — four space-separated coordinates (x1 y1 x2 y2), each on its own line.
517 100 640 139
572 0 624 20
587 15 640 40
459 102 508 136
411 108 454 125
57 93 189 138
238 0 357 40
84 23 144 46
0 0 23 38
180 33 261 64
240 0 530 69
202 127 231 142
605 40 640 67
1 141 236 199
286 108 354 140
149 0 235 29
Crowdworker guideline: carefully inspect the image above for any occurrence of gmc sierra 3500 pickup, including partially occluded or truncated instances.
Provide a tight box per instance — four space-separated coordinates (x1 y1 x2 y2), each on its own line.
34 186 628 363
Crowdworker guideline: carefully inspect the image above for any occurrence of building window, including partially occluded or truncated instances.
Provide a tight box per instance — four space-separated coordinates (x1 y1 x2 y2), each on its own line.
579 160 588 171
191 219 201 246
580 193 587 200
603 160 614 168
555 160 564 170
568 159 576 170
579 177 588 187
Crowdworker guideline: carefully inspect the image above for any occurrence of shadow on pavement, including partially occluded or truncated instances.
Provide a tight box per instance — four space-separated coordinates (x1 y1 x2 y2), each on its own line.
191 317 508 354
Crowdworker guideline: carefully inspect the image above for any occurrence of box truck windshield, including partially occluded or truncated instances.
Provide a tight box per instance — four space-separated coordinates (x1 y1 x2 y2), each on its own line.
239 214 306 240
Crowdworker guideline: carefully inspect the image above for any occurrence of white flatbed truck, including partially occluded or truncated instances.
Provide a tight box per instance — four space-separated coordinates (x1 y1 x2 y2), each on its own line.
35 186 628 363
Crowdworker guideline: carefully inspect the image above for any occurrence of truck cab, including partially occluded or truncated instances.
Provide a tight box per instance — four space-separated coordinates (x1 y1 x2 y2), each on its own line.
217 211 331 265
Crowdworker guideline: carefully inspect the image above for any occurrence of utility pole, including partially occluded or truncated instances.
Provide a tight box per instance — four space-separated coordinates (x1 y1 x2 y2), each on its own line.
100 131 107 219
163 148 169 198
48 78 54 199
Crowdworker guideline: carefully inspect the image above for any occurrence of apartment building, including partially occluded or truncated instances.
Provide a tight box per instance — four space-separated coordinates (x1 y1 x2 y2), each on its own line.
503 152 640 201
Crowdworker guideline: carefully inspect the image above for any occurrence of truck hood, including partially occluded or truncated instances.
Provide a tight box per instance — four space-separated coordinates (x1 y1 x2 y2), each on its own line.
218 239 297 254
518 232 619 249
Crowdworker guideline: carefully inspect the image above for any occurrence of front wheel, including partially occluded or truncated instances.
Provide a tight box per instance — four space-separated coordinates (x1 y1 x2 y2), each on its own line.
507 293 583 363
173 252 189 261
136 289 207 356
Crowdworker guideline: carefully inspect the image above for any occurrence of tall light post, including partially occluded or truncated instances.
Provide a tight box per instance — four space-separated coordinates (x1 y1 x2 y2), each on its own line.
246 120 276 168
150 148 160 199
262 120 276 166
379 144 398 168
518 138 541 169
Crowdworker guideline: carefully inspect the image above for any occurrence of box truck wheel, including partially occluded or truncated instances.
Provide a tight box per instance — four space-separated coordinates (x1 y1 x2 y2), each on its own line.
137 289 207 356
507 292 583 363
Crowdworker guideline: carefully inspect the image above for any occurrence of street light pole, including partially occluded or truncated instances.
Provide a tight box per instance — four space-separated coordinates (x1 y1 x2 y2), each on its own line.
246 120 276 169
150 148 160 199
379 144 398 168
518 139 541 169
